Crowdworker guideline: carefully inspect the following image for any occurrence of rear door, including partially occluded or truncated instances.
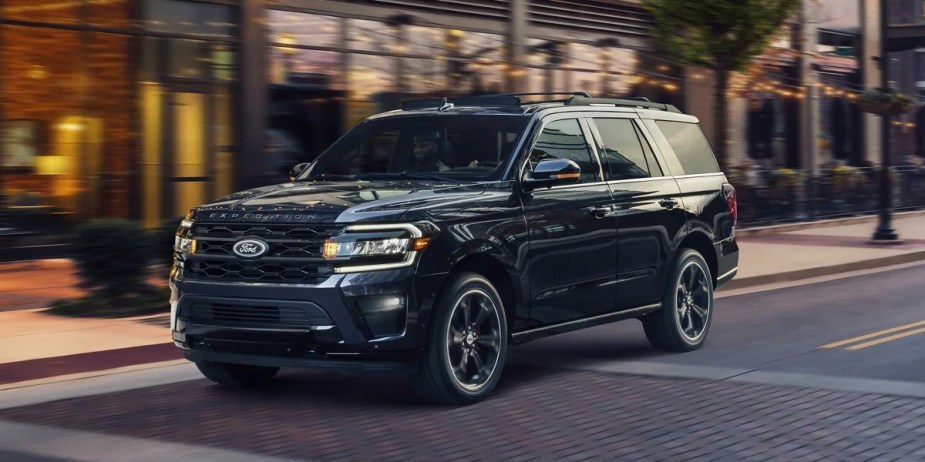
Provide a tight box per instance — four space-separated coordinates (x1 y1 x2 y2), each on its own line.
520 115 619 326
587 115 687 311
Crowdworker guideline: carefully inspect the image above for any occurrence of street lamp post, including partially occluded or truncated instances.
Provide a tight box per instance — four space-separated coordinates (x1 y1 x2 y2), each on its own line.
872 0 900 242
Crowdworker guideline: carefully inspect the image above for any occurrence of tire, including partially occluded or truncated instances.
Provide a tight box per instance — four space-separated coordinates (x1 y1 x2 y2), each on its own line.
643 248 714 352
195 360 279 388
409 272 508 405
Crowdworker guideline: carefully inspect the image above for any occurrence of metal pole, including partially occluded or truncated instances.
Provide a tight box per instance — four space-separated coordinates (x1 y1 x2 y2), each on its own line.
872 0 899 241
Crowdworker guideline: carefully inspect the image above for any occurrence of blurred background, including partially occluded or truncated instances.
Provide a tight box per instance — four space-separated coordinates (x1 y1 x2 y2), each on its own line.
0 0 923 260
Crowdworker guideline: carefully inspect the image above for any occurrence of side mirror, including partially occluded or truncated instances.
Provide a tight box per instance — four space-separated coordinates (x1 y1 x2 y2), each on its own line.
522 159 581 191
289 162 310 181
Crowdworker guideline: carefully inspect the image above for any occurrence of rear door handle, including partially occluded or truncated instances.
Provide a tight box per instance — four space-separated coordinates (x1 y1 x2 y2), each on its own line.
588 205 614 218
659 198 679 209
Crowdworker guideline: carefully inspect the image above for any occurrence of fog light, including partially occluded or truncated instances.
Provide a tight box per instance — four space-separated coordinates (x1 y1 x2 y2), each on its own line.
357 295 406 337
357 295 406 313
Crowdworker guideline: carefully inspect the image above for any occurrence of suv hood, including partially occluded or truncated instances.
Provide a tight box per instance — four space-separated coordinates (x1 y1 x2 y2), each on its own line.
192 180 489 223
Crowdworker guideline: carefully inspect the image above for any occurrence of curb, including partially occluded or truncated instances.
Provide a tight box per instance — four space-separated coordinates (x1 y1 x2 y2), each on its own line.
736 210 925 237
720 250 925 291
0 359 188 391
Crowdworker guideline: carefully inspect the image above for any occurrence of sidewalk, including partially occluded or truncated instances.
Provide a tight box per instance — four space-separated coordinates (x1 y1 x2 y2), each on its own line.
1 213 925 387
733 212 925 288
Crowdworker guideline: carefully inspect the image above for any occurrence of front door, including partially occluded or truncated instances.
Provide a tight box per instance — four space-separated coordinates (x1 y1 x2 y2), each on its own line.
165 85 213 217
521 116 618 327
587 116 687 310
140 34 234 226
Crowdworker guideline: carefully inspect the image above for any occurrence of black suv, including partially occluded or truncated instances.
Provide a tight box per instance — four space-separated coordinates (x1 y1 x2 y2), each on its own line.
171 93 739 404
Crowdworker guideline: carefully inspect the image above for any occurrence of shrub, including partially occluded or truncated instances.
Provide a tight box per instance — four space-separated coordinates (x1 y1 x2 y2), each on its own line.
70 219 154 302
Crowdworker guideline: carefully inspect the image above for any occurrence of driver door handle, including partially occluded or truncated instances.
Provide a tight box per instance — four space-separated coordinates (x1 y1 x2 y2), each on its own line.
659 198 679 209
588 205 614 218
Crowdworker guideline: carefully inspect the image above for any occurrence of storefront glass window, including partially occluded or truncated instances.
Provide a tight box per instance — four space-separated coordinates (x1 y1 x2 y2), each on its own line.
0 25 118 219
268 10 341 48
1 25 83 216
143 0 236 40
458 31 505 94
348 19 396 53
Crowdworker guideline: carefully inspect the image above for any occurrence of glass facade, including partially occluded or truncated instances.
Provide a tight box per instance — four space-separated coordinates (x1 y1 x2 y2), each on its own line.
1 0 684 230
264 7 681 166
0 0 239 228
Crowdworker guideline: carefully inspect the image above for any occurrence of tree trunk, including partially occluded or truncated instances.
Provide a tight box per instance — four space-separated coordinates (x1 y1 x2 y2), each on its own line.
713 68 730 170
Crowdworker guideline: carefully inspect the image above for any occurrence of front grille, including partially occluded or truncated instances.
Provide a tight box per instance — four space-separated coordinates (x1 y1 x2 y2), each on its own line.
186 258 332 284
185 222 340 284
197 240 321 258
187 301 331 329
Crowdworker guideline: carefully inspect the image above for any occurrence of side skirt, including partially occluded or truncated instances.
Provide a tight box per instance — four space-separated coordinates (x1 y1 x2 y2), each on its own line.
510 303 662 345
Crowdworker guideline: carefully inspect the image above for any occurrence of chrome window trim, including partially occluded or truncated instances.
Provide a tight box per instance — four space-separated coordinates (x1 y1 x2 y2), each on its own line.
672 172 726 179
585 114 667 181
515 113 608 190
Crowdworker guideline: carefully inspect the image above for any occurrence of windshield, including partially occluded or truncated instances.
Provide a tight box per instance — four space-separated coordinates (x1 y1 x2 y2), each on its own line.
300 115 529 182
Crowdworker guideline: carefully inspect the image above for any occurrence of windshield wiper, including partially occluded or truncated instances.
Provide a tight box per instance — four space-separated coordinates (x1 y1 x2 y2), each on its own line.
306 173 357 181
359 172 452 182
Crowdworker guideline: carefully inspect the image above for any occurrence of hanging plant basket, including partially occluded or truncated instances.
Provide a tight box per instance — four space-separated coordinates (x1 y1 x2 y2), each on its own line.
857 89 917 116
857 99 893 115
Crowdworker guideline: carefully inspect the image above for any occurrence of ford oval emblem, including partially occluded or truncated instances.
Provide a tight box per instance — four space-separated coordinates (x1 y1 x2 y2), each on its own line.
232 238 268 258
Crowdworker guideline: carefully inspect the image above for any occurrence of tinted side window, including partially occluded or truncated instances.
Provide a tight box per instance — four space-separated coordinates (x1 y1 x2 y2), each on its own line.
530 119 600 183
593 118 663 180
654 121 720 175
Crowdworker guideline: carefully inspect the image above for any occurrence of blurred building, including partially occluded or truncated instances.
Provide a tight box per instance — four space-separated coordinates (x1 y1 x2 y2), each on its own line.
885 0 925 161
0 0 689 229
0 0 915 233
718 0 867 169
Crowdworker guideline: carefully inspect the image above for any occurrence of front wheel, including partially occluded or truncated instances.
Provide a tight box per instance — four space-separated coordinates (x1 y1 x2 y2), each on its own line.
409 272 508 405
643 248 714 352
195 361 279 388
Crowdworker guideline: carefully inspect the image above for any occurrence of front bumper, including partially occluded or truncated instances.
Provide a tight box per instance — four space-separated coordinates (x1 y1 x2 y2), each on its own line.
170 268 445 371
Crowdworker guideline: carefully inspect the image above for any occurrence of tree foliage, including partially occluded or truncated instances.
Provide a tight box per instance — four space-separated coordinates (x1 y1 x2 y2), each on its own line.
642 0 801 168
642 0 801 73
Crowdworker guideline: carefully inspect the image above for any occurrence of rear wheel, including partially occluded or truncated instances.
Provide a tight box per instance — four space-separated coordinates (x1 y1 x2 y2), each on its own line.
643 248 714 352
409 272 508 405
195 361 279 388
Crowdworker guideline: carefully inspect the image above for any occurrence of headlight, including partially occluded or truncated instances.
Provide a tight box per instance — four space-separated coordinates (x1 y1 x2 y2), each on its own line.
323 223 435 273
174 236 197 254
324 237 411 259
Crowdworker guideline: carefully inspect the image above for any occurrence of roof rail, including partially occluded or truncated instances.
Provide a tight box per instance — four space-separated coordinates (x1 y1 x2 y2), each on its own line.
500 91 592 98
400 95 522 111
498 91 592 103
565 96 682 114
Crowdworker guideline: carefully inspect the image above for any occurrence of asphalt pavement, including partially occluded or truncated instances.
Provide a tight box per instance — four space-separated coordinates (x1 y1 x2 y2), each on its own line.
511 262 925 385
2 263 925 461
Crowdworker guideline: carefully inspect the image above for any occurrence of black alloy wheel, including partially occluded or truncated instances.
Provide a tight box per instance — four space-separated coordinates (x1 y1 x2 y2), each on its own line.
643 248 714 352
409 272 508 405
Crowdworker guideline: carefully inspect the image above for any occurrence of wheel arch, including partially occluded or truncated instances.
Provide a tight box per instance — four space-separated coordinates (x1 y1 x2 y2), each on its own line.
675 230 718 287
449 253 520 336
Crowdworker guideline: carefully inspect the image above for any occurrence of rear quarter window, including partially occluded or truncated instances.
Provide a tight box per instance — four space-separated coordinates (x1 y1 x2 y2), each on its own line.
654 121 720 175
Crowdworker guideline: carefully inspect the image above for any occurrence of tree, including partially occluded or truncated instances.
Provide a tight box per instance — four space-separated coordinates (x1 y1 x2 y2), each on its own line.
642 0 801 169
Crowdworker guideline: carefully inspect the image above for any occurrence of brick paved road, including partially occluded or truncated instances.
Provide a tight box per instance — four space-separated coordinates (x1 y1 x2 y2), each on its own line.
3 365 925 461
